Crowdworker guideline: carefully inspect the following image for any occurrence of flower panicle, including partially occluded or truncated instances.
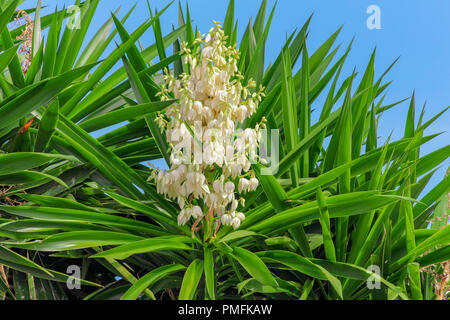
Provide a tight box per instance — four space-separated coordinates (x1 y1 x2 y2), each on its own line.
155 23 265 230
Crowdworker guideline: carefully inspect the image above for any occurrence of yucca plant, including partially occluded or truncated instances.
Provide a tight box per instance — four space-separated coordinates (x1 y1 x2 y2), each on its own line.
0 0 448 300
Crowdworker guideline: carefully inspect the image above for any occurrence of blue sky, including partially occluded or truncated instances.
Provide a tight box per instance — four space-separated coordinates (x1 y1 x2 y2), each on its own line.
19 0 450 195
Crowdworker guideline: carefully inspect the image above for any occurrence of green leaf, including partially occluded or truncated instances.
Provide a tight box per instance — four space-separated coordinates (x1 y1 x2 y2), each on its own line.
0 0 20 34
121 264 185 300
79 100 174 133
308 258 408 299
60 14 155 115
52 113 176 214
254 164 288 212
179 259 203 300
0 205 166 236
204 247 215 299
316 188 336 262
251 192 398 235
32 0 42 58
257 250 342 299
416 145 450 177
347 143 389 264
120 57 170 165
151 7 167 61
60 0 100 73
253 164 312 257
217 230 262 243
24 40 44 85
299 39 310 177
74 7 123 68
1 24 24 87
34 98 59 152
238 277 301 297
417 245 450 268
106 191 180 227
67 25 186 121
223 0 235 39
0 43 20 73
0 170 69 189
431 190 449 230
407 262 423 300
0 245 52 277
391 225 450 271
280 48 300 186
231 247 278 287
184 3 194 45
0 219 108 235
0 63 97 130
41 7 59 79
0 152 75 175
252 0 267 43
90 237 195 260
413 174 450 218
2 231 144 251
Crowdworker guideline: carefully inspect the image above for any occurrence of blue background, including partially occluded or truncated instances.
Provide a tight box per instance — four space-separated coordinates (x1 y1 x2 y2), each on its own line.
19 0 450 195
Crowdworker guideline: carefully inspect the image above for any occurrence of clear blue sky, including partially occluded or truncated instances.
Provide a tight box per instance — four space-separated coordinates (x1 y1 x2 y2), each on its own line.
19 0 450 195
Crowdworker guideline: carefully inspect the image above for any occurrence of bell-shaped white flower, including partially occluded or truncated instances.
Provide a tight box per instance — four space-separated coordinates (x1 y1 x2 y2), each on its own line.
192 206 204 219
238 178 250 193
178 208 191 226
224 181 235 193
213 179 223 193
249 177 259 191
237 212 246 221
221 214 231 226
231 217 241 229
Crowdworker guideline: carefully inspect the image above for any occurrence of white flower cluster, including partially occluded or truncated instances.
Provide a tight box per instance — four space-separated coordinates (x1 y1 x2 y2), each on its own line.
155 22 265 230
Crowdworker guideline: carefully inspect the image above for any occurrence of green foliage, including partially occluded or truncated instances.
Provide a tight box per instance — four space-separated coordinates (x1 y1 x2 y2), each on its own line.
0 0 448 301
